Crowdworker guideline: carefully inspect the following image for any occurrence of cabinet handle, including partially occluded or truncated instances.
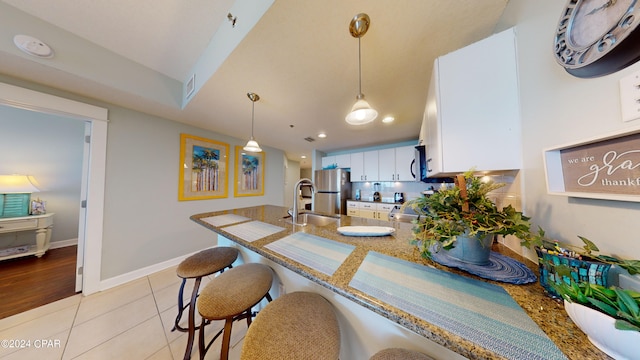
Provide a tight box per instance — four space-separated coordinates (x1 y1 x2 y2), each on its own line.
427 158 433 173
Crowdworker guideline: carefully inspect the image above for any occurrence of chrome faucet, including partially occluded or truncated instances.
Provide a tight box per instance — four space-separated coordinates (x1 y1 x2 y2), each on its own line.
292 178 315 224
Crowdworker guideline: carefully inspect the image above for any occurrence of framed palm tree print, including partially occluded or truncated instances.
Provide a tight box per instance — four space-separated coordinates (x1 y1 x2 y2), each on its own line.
234 146 265 197
179 133 229 200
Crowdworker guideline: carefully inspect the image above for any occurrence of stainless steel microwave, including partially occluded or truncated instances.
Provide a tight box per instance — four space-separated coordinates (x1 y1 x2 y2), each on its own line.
413 145 453 184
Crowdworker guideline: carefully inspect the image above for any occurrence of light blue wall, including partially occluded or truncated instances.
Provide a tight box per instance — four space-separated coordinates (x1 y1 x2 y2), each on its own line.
0 106 84 248
497 0 640 261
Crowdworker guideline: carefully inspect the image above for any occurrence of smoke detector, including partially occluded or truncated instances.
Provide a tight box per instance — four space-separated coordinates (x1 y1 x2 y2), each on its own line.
13 35 54 58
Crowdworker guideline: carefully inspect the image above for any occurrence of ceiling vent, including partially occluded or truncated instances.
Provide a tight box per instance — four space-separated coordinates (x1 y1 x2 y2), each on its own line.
185 74 195 98
304 137 316 142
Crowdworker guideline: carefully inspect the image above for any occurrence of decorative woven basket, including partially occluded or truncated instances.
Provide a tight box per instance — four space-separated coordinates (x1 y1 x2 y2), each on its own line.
535 247 611 298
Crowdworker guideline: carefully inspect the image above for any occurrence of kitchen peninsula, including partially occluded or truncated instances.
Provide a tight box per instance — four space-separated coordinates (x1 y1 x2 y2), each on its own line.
191 205 610 360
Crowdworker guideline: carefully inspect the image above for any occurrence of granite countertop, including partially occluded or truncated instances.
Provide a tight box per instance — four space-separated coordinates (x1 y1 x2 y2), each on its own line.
190 205 611 360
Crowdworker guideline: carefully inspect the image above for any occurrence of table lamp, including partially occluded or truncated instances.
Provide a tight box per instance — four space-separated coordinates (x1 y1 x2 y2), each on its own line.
0 175 40 218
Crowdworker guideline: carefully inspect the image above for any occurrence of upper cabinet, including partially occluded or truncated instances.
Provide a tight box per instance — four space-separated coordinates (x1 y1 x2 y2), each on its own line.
421 27 521 177
323 144 417 182
378 146 415 181
351 151 379 182
321 154 351 169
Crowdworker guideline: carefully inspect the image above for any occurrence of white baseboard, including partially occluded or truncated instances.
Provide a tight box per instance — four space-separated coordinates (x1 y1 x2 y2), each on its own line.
49 238 78 249
96 248 206 293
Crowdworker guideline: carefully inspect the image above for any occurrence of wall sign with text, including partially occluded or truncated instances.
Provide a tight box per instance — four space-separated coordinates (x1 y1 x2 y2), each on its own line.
545 128 640 202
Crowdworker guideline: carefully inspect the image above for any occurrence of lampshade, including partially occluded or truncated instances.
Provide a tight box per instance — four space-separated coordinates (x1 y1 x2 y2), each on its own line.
0 175 40 193
244 92 263 153
346 97 378 125
243 138 262 153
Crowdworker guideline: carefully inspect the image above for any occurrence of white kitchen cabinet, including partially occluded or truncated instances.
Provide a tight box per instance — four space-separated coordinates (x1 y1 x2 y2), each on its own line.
321 154 351 169
377 149 395 181
359 202 376 219
350 151 379 182
347 201 395 220
364 151 379 181
350 152 364 181
346 201 360 217
422 27 521 177
375 203 395 220
378 146 416 181
321 156 335 169
336 154 351 168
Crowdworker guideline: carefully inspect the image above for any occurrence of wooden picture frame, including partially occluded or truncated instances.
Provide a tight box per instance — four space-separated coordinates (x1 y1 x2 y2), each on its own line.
544 126 640 202
234 146 265 197
179 134 228 201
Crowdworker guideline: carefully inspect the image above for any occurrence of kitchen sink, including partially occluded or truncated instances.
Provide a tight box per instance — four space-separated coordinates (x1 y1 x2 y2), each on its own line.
284 212 340 227
388 205 420 223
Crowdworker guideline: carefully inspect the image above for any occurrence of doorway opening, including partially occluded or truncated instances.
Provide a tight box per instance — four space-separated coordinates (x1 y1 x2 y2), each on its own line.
0 82 108 300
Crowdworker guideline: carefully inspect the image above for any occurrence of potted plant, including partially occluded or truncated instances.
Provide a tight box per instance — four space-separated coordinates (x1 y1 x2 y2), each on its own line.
521 228 640 297
554 280 640 359
401 170 532 265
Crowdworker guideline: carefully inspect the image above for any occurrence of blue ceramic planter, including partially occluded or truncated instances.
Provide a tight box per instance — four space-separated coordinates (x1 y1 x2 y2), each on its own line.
442 233 494 265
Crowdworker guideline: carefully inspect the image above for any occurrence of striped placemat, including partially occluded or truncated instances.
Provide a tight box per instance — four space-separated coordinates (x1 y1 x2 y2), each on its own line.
265 232 355 276
350 252 567 360
222 221 285 242
200 214 250 227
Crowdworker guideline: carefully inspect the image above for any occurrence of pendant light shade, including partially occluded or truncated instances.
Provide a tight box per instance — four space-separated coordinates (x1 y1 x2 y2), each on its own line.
243 139 262 153
346 95 378 125
243 92 262 153
346 13 377 125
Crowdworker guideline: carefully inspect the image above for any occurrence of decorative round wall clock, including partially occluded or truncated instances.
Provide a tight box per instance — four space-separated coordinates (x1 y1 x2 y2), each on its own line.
553 0 640 78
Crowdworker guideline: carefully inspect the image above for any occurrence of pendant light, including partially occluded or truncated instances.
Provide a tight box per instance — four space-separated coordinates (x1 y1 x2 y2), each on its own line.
346 13 378 125
243 92 262 152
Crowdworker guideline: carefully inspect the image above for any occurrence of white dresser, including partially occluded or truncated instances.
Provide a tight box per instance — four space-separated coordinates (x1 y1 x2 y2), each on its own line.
0 213 54 260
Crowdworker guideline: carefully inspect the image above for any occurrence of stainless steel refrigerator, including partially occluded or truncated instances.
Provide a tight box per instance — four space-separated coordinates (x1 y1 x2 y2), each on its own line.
313 169 351 215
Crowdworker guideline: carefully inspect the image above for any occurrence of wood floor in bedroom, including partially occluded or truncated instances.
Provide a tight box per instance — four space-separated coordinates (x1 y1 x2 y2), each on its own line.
0 245 77 319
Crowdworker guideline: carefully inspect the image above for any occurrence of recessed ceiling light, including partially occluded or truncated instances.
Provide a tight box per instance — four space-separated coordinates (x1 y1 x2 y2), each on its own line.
318 132 327 138
13 35 54 58
301 155 307 159
382 116 395 123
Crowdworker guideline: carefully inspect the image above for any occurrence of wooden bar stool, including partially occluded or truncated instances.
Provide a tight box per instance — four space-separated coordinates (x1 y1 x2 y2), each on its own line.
173 246 239 360
197 263 273 360
370 348 434 360
240 291 340 360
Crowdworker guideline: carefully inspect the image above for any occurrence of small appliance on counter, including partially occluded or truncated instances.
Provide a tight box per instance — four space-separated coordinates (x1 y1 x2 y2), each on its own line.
394 192 404 203
355 188 361 201
373 183 381 202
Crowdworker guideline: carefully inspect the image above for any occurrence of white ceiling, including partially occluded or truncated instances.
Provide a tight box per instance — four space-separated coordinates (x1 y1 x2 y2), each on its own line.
0 0 509 168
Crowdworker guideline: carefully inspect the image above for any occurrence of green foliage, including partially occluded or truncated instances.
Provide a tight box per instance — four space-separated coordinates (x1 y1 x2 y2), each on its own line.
523 228 640 275
554 281 640 332
401 170 532 258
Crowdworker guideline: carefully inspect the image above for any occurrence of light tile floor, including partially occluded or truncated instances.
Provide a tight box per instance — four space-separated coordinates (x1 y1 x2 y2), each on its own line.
0 265 248 359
